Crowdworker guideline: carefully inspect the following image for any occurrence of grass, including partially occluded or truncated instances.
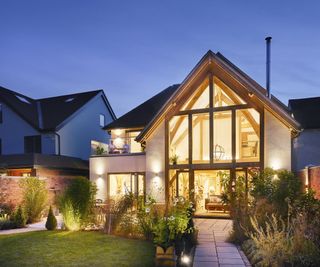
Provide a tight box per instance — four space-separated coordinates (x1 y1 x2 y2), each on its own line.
0 231 155 267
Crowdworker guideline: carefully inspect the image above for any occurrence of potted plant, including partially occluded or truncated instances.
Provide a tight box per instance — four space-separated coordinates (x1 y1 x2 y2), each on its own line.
153 218 176 267
169 154 179 165
96 146 105 155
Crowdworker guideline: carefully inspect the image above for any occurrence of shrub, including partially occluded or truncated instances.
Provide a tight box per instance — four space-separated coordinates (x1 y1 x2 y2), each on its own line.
59 177 97 230
247 214 293 267
45 206 57 230
14 205 26 228
0 219 16 230
105 193 135 234
60 199 81 231
19 177 48 223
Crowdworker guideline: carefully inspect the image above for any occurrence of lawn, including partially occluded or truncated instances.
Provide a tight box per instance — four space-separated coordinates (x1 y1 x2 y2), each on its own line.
0 231 155 267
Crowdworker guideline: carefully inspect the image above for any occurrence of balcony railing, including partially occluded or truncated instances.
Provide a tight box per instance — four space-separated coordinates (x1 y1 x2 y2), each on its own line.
91 138 144 156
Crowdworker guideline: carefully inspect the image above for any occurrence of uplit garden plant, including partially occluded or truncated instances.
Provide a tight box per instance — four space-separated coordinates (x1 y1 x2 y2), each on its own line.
19 177 48 223
59 177 97 231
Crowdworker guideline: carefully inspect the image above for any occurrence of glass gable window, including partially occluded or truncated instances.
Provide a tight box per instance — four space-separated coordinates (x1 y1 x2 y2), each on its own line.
181 79 209 110
214 78 246 107
192 113 209 163
169 115 189 164
236 109 260 162
168 75 261 167
213 111 232 162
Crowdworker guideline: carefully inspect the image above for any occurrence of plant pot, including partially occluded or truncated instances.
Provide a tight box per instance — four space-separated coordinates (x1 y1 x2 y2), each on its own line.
155 246 176 267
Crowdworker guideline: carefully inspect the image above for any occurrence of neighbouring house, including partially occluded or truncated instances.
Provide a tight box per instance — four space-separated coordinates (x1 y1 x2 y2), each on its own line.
0 86 115 206
289 97 320 199
90 50 301 214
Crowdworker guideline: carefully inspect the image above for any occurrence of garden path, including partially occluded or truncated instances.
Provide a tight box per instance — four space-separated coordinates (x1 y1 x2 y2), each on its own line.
0 215 63 235
193 218 251 267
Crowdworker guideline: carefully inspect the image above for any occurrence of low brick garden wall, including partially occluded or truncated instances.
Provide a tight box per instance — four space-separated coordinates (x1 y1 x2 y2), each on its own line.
298 166 320 199
0 175 75 209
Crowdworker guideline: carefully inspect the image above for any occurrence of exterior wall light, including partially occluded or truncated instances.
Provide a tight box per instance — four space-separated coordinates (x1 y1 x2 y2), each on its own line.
248 92 254 97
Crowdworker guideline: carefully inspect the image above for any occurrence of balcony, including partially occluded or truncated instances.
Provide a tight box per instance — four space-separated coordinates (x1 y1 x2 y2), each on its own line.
91 138 144 156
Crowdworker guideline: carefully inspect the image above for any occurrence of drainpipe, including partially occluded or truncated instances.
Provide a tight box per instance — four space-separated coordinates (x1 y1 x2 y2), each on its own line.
265 36 272 98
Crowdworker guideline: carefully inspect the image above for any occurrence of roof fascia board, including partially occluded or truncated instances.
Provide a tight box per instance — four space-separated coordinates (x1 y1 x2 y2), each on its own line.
100 90 117 120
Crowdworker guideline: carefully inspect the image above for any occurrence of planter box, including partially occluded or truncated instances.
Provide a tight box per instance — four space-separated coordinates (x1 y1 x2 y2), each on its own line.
155 246 176 267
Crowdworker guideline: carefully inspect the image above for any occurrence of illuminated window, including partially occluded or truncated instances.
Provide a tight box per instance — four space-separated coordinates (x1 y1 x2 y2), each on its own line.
213 111 232 162
169 115 188 164
214 78 246 107
192 113 209 163
236 109 260 162
181 79 209 110
127 131 141 153
109 173 145 199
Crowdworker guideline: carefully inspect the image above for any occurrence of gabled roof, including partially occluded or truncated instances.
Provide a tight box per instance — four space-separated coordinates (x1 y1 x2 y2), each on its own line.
135 50 300 142
289 97 320 129
0 86 116 131
104 84 180 130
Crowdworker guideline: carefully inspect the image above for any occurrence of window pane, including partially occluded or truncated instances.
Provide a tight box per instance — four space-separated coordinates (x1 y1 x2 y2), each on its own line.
168 170 177 201
99 114 105 127
127 131 141 153
178 172 189 198
236 109 260 162
109 174 132 198
194 170 230 213
181 79 209 110
138 174 144 196
213 111 232 162
214 78 246 107
169 115 189 164
192 113 209 163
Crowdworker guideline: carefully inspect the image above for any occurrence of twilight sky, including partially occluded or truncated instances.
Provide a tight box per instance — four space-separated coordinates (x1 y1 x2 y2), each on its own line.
1 1 320 116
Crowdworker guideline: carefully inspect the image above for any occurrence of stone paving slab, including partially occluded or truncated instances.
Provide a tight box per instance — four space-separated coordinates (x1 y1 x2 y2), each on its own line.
193 218 251 267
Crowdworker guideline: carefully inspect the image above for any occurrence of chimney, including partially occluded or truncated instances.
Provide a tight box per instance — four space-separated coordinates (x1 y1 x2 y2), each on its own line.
265 36 272 98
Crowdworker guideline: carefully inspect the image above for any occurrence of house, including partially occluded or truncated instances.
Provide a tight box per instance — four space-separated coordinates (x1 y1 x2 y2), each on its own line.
289 97 320 199
90 50 300 214
289 97 320 171
0 86 116 177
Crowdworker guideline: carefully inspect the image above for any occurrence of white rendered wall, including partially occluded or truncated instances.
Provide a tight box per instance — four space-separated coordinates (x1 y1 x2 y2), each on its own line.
145 121 166 203
89 154 146 200
264 109 292 170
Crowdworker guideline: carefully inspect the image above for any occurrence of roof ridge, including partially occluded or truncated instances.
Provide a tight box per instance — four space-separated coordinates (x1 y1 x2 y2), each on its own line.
36 89 102 101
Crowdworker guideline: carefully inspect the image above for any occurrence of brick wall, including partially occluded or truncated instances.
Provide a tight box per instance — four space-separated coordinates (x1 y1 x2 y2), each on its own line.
298 166 320 199
0 174 76 209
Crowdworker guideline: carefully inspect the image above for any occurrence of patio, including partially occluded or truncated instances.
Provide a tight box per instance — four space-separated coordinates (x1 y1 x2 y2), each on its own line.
193 219 251 267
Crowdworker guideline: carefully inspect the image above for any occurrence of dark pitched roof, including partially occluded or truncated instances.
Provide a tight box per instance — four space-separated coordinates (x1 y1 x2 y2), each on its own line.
38 90 102 130
104 84 180 130
0 153 88 171
289 97 320 129
0 86 115 131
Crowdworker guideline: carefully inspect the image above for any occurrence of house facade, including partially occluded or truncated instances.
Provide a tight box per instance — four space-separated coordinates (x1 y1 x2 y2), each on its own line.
90 51 300 213
0 87 115 176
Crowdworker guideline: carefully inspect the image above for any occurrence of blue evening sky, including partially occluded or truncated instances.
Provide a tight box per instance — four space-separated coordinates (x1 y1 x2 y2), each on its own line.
1 1 320 116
